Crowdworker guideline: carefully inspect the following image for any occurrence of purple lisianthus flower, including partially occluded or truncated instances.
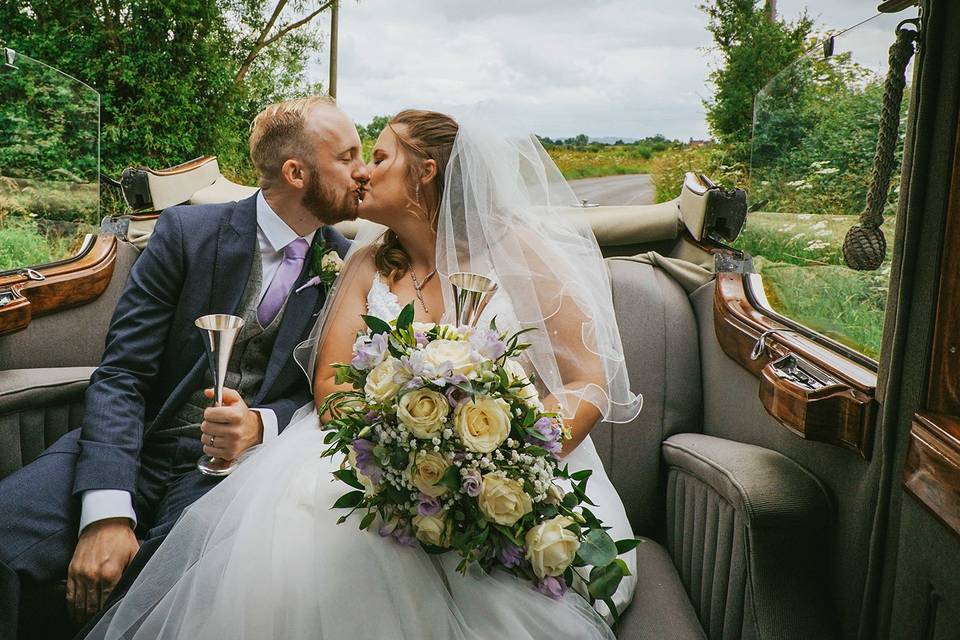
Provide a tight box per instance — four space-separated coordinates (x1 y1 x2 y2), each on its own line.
430 365 469 388
469 328 506 361
528 417 563 458
364 410 382 424
378 518 400 537
416 492 442 517
534 575 568 600
400 350 434 380
445 386 470 409
395 524 417 547
498 543 524 568
351 333 388 370
351 439 382 484
414 331 429 347
461 467 482 497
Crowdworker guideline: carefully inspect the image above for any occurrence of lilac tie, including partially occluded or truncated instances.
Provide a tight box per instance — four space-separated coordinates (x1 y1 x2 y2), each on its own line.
257 238 310 327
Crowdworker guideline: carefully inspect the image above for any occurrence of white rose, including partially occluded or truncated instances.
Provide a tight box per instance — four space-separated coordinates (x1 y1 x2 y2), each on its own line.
407 451 451 497
423 339 476 377
321 251 344 272
412 322 436 333
454 395 512 453
412 513 449 547
477 473 533 526
346 448 379 496
504 358 540 406
525 515 581 578
398 389 450 439
364 357 403 403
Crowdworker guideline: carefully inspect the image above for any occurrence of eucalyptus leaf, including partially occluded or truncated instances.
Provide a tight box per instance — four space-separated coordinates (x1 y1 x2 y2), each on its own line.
588 561 625 600
578 529 617 567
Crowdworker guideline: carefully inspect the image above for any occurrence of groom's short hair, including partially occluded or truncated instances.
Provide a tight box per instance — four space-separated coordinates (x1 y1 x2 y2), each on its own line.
249 95 337 189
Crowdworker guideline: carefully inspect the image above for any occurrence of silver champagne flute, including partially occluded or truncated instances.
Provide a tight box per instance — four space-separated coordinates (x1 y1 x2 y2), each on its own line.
195 314 245 476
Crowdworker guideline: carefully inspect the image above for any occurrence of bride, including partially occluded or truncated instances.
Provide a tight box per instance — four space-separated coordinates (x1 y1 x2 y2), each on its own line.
86 109 643 639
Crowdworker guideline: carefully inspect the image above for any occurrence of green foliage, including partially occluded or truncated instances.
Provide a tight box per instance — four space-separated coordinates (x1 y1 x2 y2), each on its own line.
650 144 748 202
0 0 331 182
700 0 812 156
0 214 82 271
357 115 391 142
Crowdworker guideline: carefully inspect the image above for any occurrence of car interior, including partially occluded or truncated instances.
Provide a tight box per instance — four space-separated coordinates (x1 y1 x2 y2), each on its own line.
1 0 959 638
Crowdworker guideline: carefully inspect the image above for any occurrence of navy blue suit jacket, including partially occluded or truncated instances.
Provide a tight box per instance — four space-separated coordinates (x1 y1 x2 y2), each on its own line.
74 193 350 496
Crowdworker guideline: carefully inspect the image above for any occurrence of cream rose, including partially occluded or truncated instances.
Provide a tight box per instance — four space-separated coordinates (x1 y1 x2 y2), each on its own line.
412 513 449 547
364 357 403 403
525 515 581 578
454 395 512 453
423 339 476 377
398 389 450 439
504 358 541 406
477 473 533 526
407 451 451 497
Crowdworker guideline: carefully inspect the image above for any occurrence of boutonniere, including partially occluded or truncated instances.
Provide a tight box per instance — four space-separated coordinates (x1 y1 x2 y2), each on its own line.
295 241 344 294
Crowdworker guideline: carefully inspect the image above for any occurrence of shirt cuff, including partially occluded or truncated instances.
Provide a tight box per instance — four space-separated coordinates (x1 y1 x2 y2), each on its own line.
79 490 137 536
251 407 279 443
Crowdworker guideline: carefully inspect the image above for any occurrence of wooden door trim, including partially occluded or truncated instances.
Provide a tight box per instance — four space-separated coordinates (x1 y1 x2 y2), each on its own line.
714 271 878 458
0 233 117 336
904 109 960 535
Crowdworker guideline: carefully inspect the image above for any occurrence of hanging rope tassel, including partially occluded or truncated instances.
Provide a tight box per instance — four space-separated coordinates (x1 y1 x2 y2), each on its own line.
842 23 918 271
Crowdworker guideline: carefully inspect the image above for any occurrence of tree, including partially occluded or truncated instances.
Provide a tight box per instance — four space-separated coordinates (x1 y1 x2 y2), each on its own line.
700 0 812 156
358 115 391 141
0 0 336 178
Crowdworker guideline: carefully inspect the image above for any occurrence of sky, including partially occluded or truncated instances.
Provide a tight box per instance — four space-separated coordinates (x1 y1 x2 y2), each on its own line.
311 1 914 141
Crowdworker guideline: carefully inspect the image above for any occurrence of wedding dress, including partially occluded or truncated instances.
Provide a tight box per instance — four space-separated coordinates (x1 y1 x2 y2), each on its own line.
86 271 635 640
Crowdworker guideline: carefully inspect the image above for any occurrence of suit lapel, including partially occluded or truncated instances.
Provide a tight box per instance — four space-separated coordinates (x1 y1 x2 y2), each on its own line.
158 195 259 425
210 193 259 316
257 232 327 402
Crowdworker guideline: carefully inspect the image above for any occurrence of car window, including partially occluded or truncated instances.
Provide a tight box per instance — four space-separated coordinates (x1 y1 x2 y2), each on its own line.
741 13 912 361
0 48 100 273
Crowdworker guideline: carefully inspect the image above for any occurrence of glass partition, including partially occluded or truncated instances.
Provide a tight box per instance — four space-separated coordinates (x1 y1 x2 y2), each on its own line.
741 13 914 361
0 48 100 272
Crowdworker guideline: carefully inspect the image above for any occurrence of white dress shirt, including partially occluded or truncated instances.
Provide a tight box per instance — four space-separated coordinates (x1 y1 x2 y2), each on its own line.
79 191 316 534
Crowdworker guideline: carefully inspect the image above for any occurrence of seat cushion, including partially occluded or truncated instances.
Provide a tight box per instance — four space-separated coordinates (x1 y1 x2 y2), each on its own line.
591 258 704 536
0 367 94 479
617 537 706 640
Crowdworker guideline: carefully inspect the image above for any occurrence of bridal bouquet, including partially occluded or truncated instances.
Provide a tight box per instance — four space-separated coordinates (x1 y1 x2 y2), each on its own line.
319 303 637 617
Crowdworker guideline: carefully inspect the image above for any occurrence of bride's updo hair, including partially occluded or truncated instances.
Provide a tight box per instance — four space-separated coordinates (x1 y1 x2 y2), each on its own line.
375 109 459 281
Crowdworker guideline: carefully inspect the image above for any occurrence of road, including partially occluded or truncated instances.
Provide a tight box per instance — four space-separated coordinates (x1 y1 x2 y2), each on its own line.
569 174 654 206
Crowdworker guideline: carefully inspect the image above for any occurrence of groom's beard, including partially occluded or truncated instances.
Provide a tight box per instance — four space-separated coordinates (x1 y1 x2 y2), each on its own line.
302 171 358 225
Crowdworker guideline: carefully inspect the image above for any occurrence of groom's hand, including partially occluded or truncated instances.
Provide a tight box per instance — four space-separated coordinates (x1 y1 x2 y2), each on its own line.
201 387 264 460
67 517 139 625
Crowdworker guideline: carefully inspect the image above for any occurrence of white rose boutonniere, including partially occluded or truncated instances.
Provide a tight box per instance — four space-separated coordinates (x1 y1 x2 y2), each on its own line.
296 243 344 293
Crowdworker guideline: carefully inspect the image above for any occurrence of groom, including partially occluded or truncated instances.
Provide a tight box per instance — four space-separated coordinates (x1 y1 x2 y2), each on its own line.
0 95 367 638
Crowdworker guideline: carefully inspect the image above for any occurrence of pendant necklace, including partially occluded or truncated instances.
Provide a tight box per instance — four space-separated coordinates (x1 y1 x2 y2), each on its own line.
409 266 437 314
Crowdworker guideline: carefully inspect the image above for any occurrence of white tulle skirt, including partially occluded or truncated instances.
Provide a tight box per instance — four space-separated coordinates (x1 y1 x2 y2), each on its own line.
86 407 635 640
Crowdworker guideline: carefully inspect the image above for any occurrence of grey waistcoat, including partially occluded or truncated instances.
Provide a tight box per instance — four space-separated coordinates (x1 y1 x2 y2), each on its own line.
158 246 289 437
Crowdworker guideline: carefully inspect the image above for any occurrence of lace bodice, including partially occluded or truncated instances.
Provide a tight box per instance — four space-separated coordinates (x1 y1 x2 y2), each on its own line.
366 273 404 322
364 272 517 331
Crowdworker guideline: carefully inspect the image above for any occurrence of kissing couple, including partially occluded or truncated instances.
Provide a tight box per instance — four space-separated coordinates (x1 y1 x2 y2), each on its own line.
0 97 643 639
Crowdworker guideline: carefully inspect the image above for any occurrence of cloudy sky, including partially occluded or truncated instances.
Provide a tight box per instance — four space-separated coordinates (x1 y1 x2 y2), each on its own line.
311 1 911 140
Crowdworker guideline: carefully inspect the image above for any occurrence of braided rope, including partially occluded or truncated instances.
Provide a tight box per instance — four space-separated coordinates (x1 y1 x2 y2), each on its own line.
842 25 918 271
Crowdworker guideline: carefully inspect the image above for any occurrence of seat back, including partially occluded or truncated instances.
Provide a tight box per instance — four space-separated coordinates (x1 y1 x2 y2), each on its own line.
591 257 705 536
